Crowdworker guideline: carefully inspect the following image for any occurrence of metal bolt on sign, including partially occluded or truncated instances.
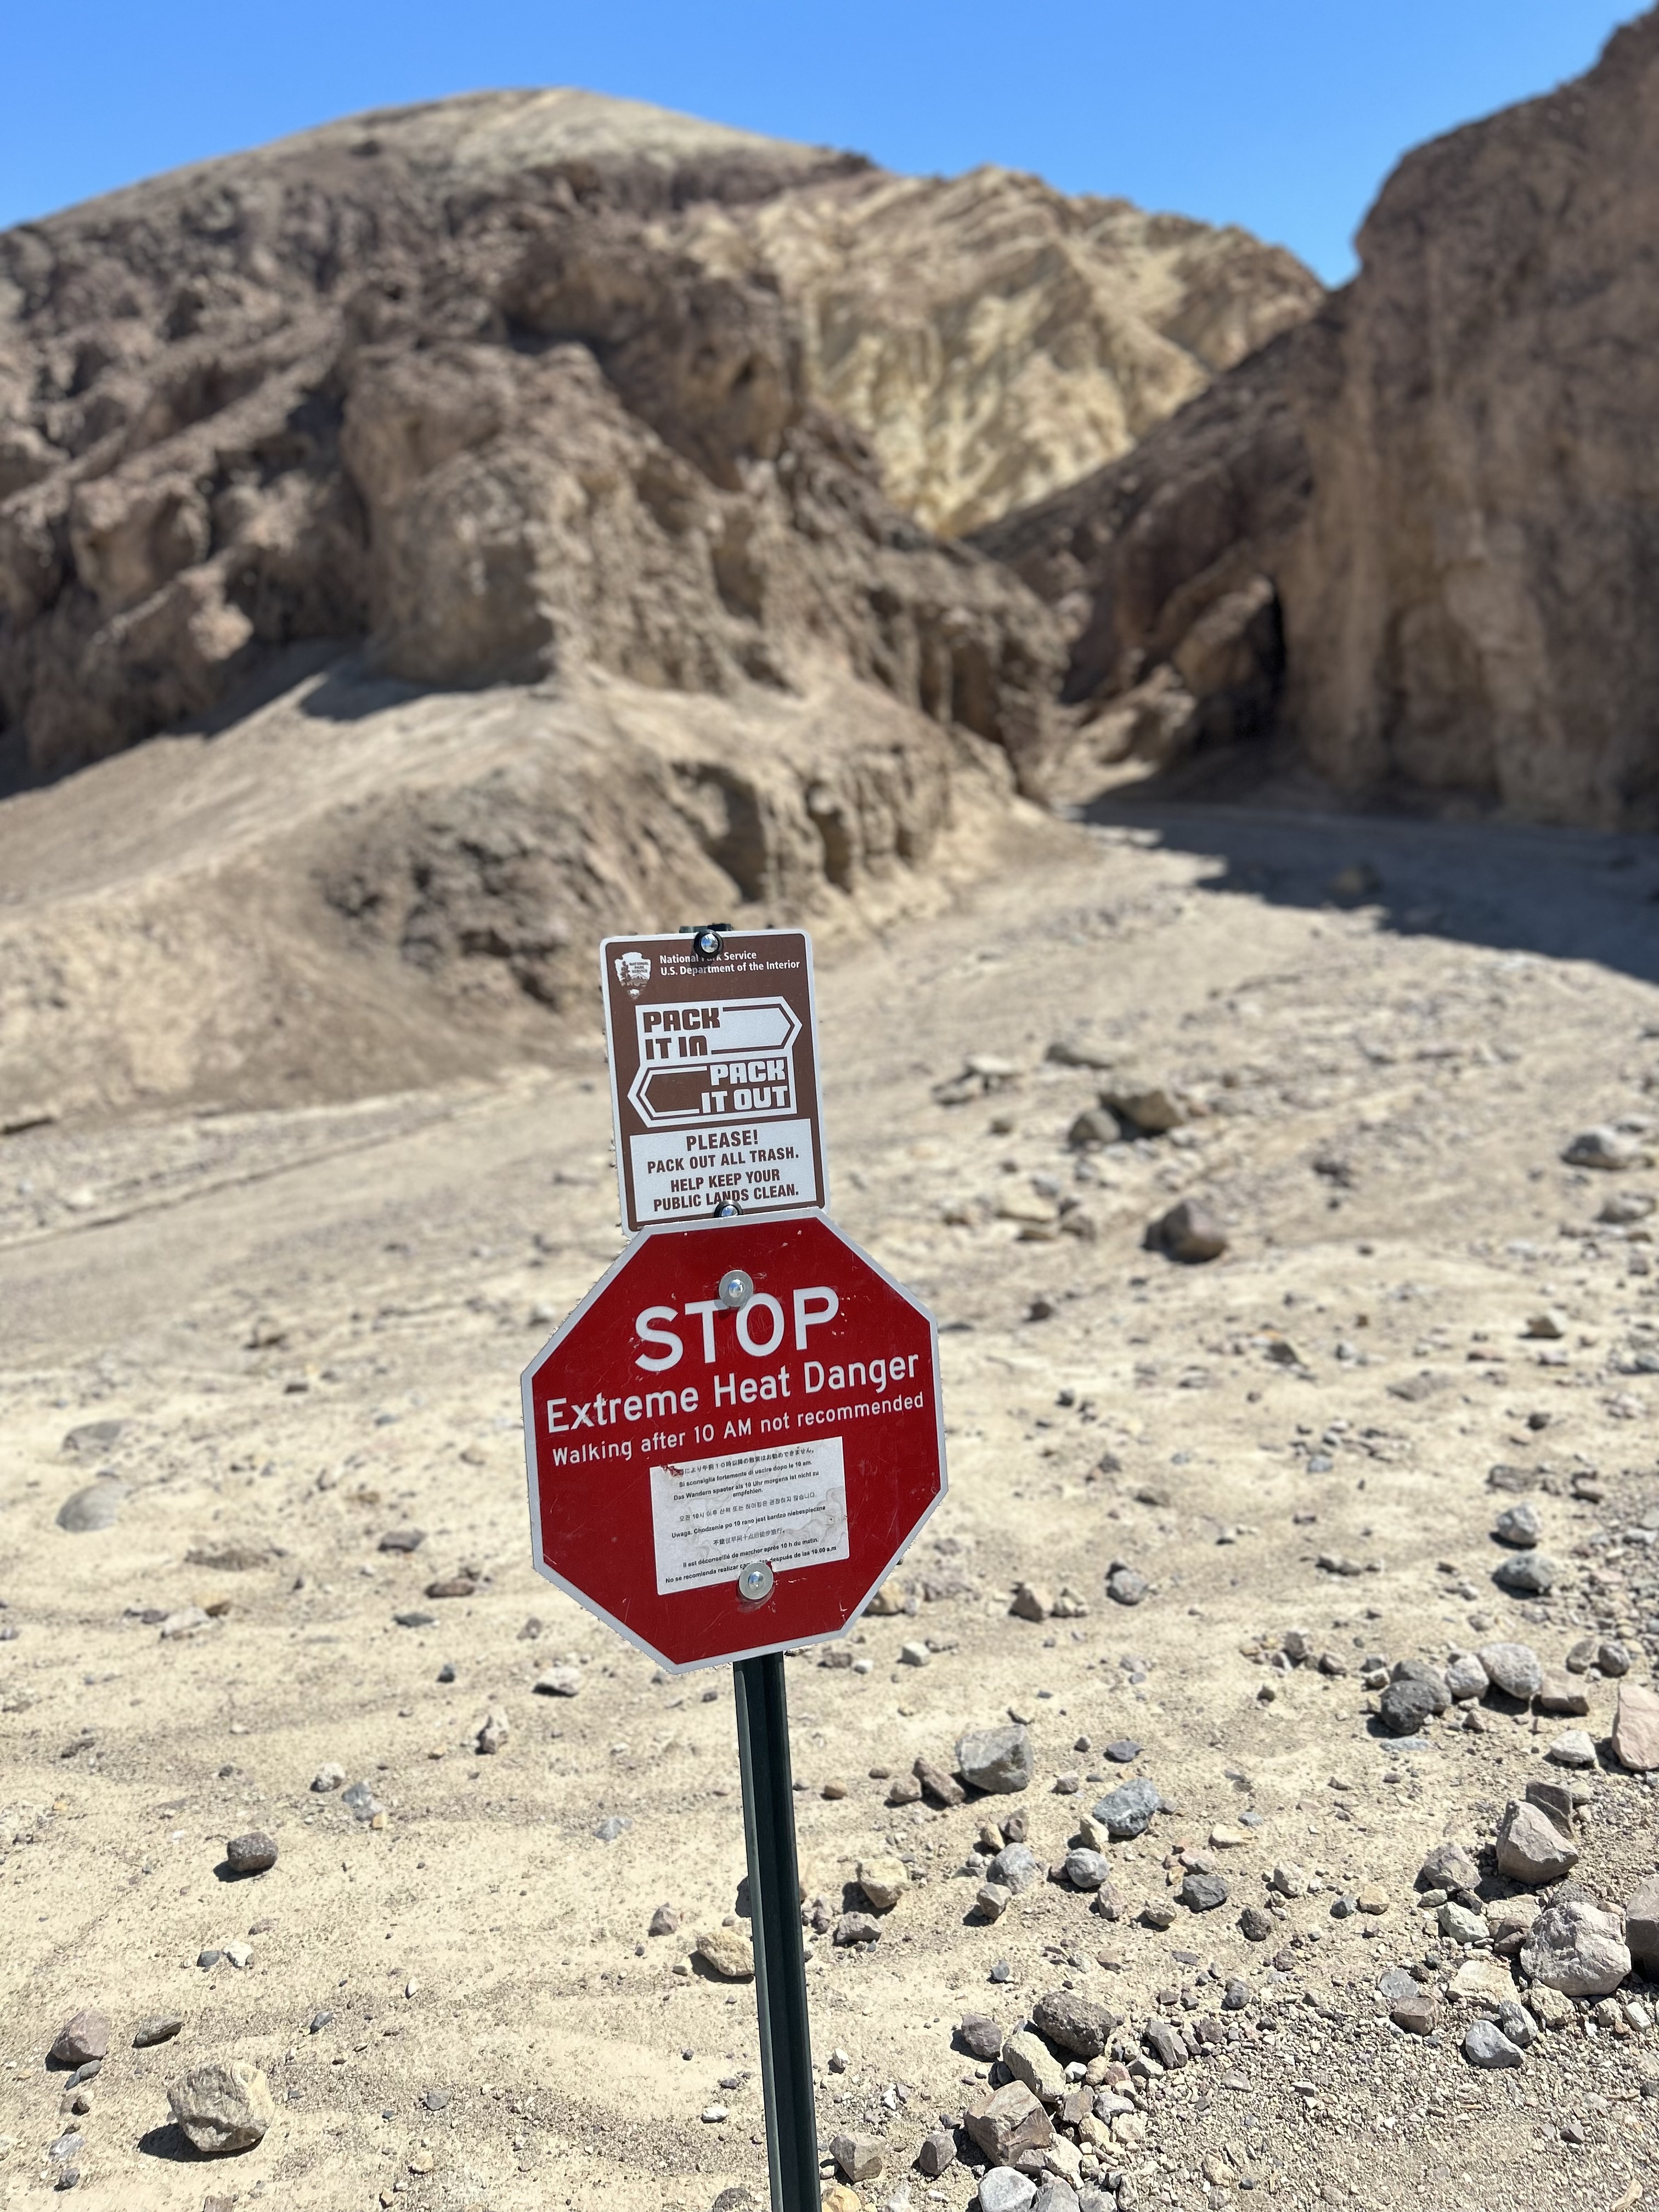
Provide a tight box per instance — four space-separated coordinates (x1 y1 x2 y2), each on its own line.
524 930 946 2212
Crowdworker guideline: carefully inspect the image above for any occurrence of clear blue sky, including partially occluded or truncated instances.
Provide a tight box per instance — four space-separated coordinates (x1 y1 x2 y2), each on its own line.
0 1 1641 283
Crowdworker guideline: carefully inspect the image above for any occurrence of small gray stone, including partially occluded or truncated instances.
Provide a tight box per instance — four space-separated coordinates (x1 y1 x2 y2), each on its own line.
1444 1652 1489 1702
533 1667 582 1698
132 2017 183 2049
1178 1870 1228 1912
648 1904 680 1936
1063 1848 1111 1891
1462 2020 1525 2070
1417 1841 1481 1893
1390 1658 1450 1712
1105 1565 1150 1607
1002 2028 1067 2101
1032 2185 1080 2212
919 2128 957 2179
1493 1500 1541 1548
1103 1739 1142 1763
1222 1977 1249 2011
594 1815 630 1842
1478 1641 1543 1700
1238 1905 1273 1942
55 1483 125 1533
1377 1968 1420 2004
957 1723 1035 1794
224 1831 278 1875
1547 1729 1596 1768
979 2172 1038 2212
1438 1901 1488 1946
987 1843 1042 1895
1378 1678 1440 1736
340 1780 382 1821
834 1912 882 1947
1626 1874 1659 1973
1092 1777 1160 1839
1493 1554 1556 1597
1562 1125 1646 1170
1597 1639 1633 1677
1495 2000 1537 2050
308 2011 332 2033
1031 1988 1118 2059
310 1764 346 1793
958 2012 1005 2061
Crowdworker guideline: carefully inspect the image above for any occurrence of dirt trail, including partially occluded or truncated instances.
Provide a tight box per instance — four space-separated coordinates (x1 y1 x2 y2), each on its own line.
2 808 1657 2211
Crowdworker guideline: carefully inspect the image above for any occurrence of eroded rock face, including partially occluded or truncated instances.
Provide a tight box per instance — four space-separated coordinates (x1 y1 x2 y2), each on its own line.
684 165 1320 535
0 92 1061 794
977 14 1659 827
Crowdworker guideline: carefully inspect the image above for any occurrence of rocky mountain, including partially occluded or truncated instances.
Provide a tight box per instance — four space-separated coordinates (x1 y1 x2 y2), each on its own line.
978 9 1659 828
682 163 1321 535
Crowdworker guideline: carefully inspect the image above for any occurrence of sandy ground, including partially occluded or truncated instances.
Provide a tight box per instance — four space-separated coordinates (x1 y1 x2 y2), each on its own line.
2 802 1658 2212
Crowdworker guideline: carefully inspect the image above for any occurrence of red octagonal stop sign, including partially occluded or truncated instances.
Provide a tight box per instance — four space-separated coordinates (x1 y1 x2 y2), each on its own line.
521 1212 944 1671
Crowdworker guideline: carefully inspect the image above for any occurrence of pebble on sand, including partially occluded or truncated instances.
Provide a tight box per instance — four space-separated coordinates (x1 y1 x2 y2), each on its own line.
49 2011 110 2068
224 1832 278 1875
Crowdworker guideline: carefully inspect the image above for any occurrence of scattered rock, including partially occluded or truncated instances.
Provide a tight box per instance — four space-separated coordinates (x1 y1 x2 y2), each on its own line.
1462 2020 1525 2070
378 1527 426 1552
1444 1652 1489 1702
1178 1870 1228 1911
1378 1677 1440 1736
1493 1500 1542 1547
167 2059 276 2153
1535 1671 1590 1717
1031 1988 1117 2059
1092 1777 1160 1839
857 1857 909 1912
1547 1729 1596 1768
834 1913 883 1948
648 1905 680 1937
55 1483 125 1533
957 1723 1034 1793
899 1639 931 1667
159 1606 215 1640
62 1420 124 1455
1010 1582 1052 1622
1146 1199 1228 1263
425 1574 479 1600
1417 1841 1481 1893
224 1832 278 1875
830 2131 884 2183
1624 1874 1659 1973
1495 1799 1579 1885
958 2013 1005 2061
132 2017 183 2049
866 1582 906 1616
1493 1553 1556 1596
1522 1310 1566 1340
915 1753 966 1807
1104 1564 1150 1607
918 2126 957 2178
1239 1905 1273 1943
309 1764 346 1793
975 1881 1012 1921
1562 1126 1649 1170
49 2012 109 2068
1392 1992 1438 2035
594 1816 630 1842
1520 1900 1632 1997
1439 1901 1487 1946
979 2172 1039 2212
339 1780 382 1821
1062 1848 1111 1891
695 1929 755 1980
1612 1680 1659 1771
1477 1641 1543 1700
987 1843 1043 1895
1067 1108 1120 1150
533 1667 582 1698
964 2080 1053 2165
1103 1739 1142 1764
474 1711 509 1755
1002 2028 1067 2102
